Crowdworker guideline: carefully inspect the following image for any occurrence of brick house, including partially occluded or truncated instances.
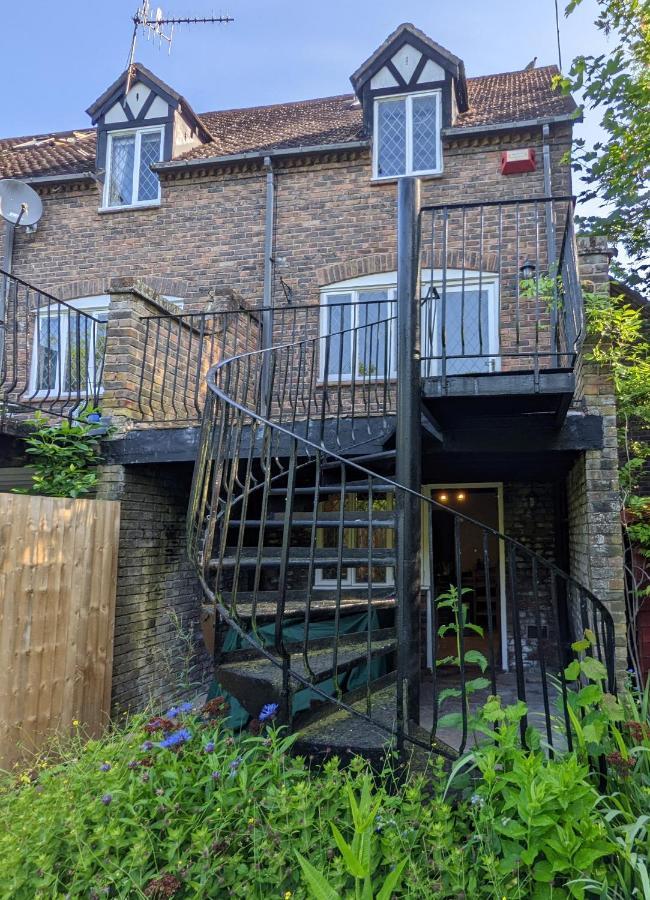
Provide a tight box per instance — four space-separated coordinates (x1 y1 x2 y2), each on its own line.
0 23 625 756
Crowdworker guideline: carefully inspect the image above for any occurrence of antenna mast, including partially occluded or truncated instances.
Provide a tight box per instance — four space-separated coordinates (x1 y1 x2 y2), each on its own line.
554 0 563 71
127 1 233 88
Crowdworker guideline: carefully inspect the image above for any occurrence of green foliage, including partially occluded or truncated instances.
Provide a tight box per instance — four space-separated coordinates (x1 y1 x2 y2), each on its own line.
3 659 650 899
13 409 108 499
0 703 474 899
295 777 407 900
584 288 650 651
559 0 650 289
434 586 490 731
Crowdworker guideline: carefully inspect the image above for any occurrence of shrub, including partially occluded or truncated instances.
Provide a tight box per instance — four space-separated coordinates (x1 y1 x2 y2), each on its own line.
13 408 107 499
0 701 466 899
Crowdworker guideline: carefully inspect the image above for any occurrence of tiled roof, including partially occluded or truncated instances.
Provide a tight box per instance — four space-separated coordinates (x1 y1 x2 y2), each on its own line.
0 65 576 180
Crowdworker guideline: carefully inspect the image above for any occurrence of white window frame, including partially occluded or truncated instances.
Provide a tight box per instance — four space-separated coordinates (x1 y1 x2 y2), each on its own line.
319 270 500 381
102 125 164 210
318 287 397 383
314 492 395 590
28 296 109 399
373 89 443 181
420 269 501 376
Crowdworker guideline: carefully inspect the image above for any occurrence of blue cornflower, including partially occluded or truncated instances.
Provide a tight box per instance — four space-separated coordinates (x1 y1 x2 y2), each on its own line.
165 706 180 719
99 763 111 772
101 794 112 806
211 771 221 780
157 728 192 750
179 701 193 713
141 740 154 751
204 741 215 753
259 703 279 723
229 756 243 776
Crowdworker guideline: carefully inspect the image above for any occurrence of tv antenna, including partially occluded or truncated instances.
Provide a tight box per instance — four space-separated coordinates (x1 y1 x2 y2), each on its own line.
126 1 233 89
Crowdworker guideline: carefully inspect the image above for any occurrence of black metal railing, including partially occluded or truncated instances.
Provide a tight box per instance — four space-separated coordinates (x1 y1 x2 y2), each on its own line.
0 270 106 421
138 299 399 426
187 313 615 759
419 196 582 381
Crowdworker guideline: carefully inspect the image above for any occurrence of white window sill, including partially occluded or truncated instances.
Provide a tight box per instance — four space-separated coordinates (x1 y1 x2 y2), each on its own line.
371 170 443 184
28 388 104 400
98 201 161 214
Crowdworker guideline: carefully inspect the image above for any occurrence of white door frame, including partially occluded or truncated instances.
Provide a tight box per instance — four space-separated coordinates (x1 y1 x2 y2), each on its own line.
421 482 508 672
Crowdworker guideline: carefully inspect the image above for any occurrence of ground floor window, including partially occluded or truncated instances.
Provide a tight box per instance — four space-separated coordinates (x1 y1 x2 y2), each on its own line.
314 491 395 588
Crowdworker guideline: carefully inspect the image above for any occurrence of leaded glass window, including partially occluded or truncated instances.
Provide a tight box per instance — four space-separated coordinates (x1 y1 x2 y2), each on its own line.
374 91 442 178
105 128 163 208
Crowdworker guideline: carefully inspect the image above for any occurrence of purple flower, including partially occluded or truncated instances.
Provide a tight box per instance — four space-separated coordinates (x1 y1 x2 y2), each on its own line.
229 756 243 776
141 740 154 751
204 741 215 753
165 706 180 719
211 771 221 780
101 794 112 806
127 760 139 770
157 728 192 750
179 701 193 713
259 703 279 723
99 763 111 772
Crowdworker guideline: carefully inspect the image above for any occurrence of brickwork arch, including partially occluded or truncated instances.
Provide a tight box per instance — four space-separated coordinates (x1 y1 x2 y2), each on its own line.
317 249 499 288
52 275 190 303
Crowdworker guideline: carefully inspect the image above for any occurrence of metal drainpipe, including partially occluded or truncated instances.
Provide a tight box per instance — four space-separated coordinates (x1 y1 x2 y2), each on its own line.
542 124 559 364
260 156 275 416
0 221 16 380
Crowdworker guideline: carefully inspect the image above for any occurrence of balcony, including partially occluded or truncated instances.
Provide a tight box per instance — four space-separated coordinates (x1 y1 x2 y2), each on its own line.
0 196 583 445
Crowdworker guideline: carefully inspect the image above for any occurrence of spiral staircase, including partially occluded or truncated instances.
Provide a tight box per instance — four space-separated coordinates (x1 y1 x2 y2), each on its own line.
186 181 616 762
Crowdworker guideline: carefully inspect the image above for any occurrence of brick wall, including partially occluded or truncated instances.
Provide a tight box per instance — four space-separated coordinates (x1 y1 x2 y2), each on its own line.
10 128 572 310
569 236 626 674
503 482 560 668
96 462 211 714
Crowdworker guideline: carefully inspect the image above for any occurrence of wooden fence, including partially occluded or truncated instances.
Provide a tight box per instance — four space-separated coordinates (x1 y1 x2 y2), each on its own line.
0 493 120 769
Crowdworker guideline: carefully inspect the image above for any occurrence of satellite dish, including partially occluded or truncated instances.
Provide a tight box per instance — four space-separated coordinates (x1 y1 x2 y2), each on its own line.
0 179 43 228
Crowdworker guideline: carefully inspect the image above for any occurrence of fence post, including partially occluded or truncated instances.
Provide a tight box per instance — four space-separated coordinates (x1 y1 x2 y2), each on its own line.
395 176 422 742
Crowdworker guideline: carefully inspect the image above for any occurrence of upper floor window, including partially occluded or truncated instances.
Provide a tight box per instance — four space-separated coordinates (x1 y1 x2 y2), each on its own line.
103 127 163 209
373 90 442 179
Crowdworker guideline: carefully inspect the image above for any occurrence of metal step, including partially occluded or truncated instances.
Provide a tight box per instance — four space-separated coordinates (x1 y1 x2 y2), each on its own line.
216 637 397 715
201 596 396 646
321 449 397 470
225 513 396 529
292 680 457 765
210 548 396 568
269 482 397 495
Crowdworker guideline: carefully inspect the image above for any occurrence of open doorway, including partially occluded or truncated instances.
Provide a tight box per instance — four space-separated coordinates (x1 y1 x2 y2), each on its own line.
422 484 507 672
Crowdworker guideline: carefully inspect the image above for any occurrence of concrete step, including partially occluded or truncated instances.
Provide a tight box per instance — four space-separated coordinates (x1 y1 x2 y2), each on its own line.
216 636 397 715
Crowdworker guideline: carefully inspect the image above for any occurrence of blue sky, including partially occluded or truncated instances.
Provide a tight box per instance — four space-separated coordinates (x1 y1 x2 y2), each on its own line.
1 0 608 141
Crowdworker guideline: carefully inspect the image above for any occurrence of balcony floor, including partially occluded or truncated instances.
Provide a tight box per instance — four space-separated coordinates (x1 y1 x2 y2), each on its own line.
422 368 575 427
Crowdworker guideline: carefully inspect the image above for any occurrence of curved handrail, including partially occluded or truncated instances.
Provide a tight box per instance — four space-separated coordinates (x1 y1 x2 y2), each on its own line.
189 304 615 758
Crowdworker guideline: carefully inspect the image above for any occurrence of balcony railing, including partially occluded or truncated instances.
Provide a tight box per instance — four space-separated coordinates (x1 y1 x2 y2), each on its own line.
419 196 583 383
0 196 585 430
0 271 106 422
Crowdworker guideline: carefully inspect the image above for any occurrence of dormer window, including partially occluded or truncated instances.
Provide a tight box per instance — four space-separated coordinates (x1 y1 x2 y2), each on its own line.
373 90 442 179
103 126 163 209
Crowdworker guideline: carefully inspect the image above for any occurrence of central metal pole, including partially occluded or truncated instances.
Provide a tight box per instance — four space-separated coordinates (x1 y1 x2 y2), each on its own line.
395 177 422 739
